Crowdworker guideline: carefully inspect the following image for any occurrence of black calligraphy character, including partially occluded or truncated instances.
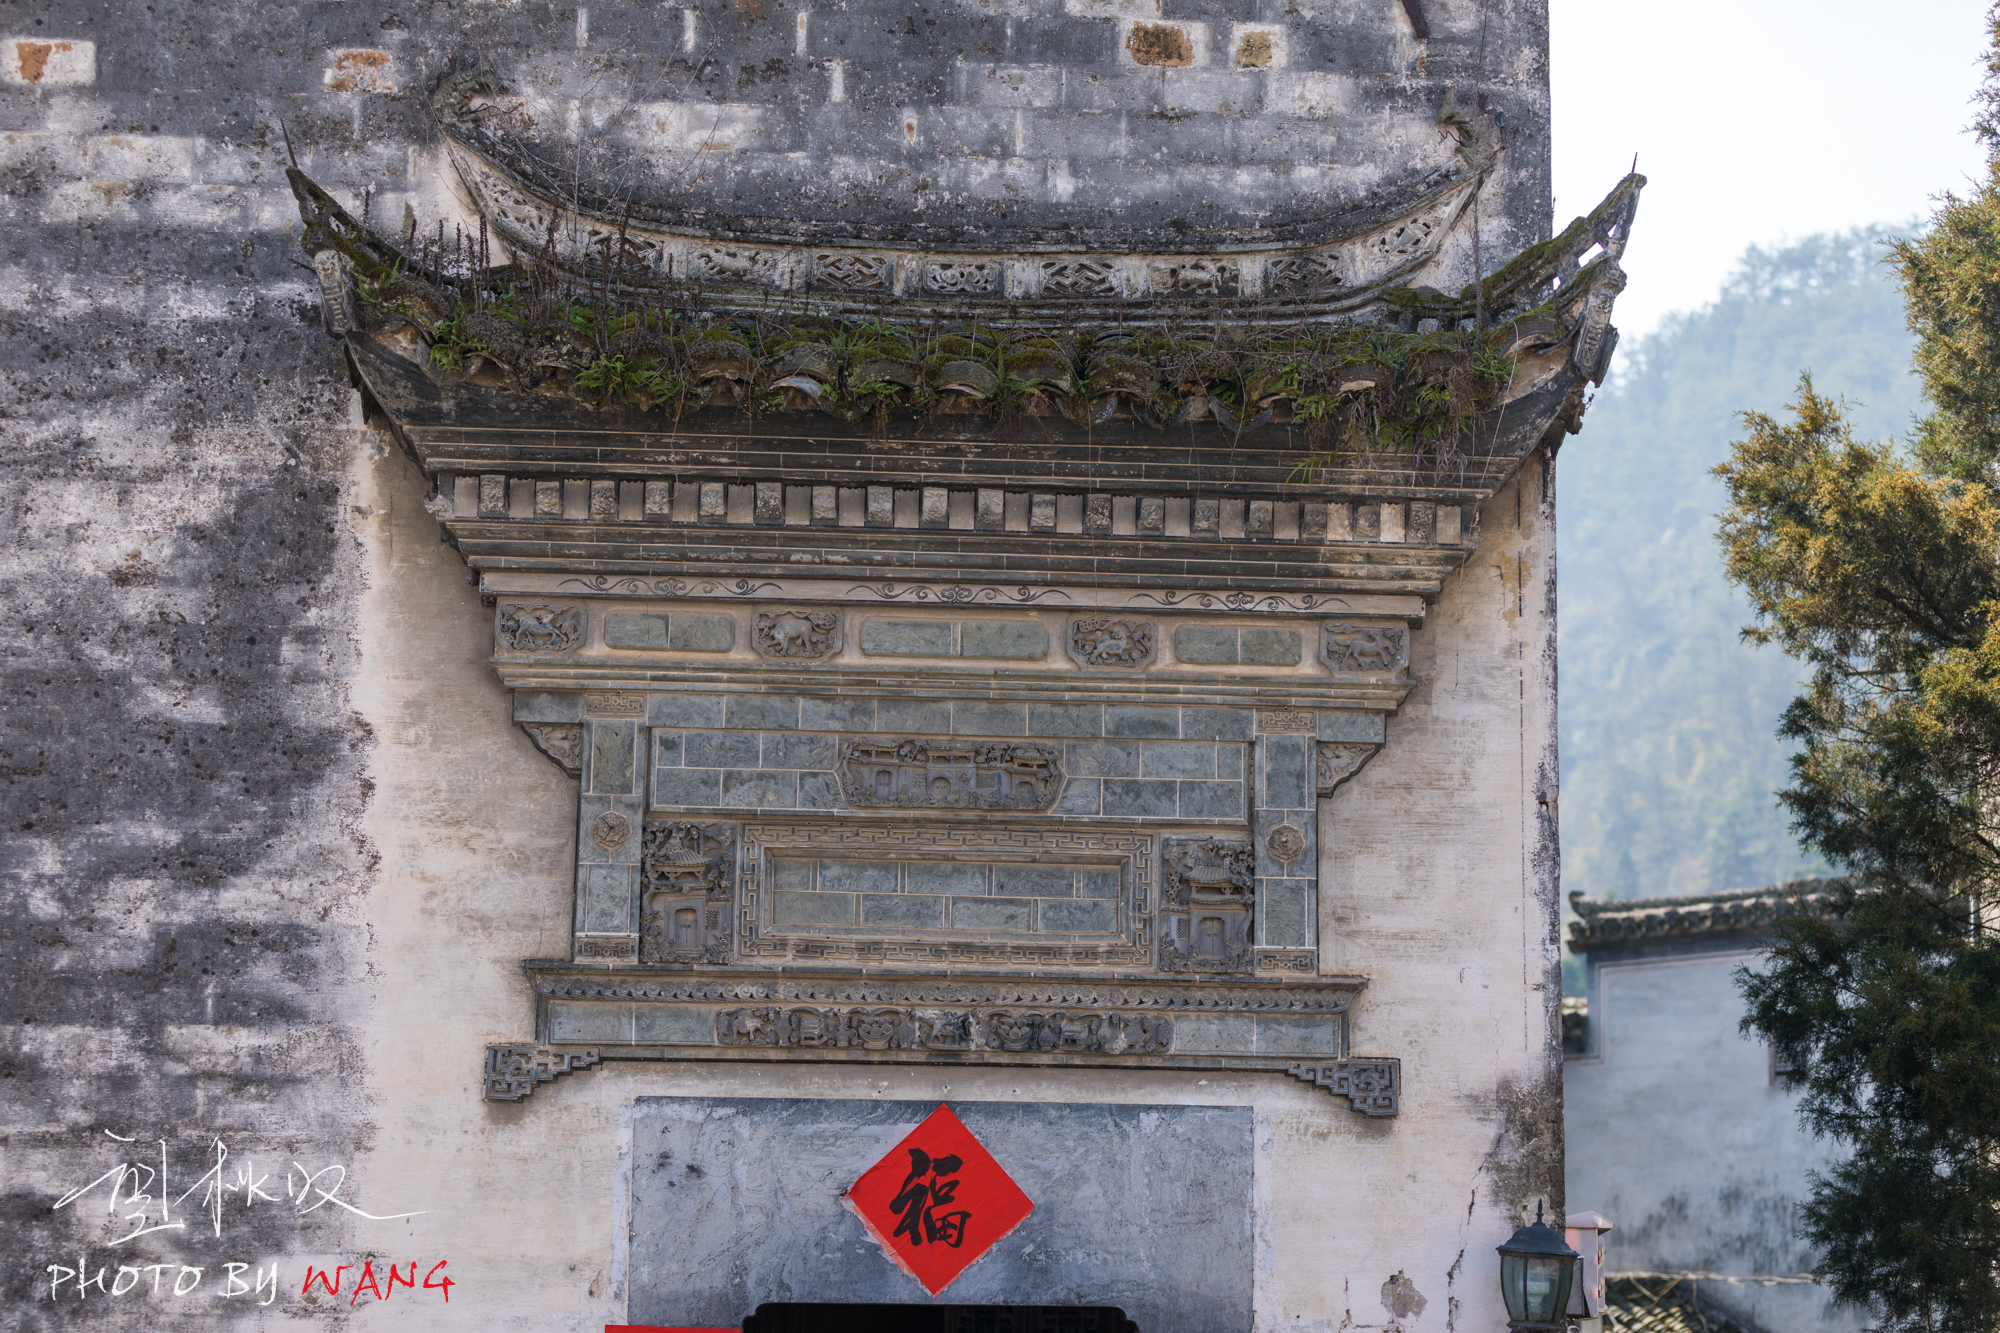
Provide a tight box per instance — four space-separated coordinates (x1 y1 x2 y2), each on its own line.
888 1149 971 1248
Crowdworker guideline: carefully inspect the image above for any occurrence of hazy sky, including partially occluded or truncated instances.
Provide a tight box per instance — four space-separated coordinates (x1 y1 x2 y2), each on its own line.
1549 0 1991 337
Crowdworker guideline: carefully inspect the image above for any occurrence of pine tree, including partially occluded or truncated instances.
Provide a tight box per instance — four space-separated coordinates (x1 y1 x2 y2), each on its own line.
1713 11 2000 1329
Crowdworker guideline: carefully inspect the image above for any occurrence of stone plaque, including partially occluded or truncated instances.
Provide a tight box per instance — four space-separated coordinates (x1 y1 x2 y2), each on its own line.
627 1097 1253 1333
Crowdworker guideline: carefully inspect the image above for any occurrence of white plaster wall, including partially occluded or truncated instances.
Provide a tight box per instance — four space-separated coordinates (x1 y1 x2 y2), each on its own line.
338 433 1562 1330
1564 950 1866 1333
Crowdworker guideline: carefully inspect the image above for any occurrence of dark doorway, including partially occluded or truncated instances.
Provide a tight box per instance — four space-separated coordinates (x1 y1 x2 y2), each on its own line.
743 1304 1139 1333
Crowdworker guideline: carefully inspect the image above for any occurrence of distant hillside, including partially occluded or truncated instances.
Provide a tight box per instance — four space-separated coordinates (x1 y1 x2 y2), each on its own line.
1558 226 1925 913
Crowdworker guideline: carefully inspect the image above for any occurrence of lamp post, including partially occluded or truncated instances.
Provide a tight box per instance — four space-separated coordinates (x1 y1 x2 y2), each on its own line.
1496 1202 1579 1332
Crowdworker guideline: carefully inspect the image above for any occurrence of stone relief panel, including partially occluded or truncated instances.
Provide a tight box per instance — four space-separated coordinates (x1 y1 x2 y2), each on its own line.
714 1005 1173 1055
1067 617 1158 670
739 822 1153 967
837 737 1064 812
1320 622 1409 674
753 608 841 662
497 603 583 653
640 821 738 965
1160 836 1256 974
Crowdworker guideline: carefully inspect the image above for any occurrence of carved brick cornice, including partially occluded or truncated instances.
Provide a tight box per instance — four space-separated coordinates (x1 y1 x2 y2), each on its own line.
442 130 1492 326
1566 881 1838 954
527 967 1365 1014
505 965 1402 1114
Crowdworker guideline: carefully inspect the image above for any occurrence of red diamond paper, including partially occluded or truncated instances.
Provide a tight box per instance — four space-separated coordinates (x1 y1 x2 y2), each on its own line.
843 1104 1035 1296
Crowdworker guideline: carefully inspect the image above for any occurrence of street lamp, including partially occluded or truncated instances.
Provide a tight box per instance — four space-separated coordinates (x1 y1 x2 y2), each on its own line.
1496 1202 1578 1331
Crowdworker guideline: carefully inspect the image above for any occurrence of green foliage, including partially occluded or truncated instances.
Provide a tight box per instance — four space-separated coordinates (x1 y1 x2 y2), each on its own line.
1559 225 1921 913
1711 13 2000 1326
355 272 1519 452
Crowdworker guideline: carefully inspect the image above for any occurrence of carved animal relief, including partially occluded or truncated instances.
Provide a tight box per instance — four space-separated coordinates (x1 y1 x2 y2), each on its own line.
1067 617 1157 669
838 737 1064 811
754 608 841 662
497 603 583 653
519 722 584 775
1321 622 1409 674
1160 837 1256 974
640 821 737 964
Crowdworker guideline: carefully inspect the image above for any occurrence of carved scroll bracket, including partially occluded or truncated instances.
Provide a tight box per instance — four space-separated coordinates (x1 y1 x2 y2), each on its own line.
1316 742 1382 796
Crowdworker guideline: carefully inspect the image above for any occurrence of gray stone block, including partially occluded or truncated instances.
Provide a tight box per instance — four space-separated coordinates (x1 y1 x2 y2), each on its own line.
1259 879 1311 946
1179 780 1247 819
860 893 943 928
773 890 854 926
1175 625 1238 664
763 731 837 770
1172 1014 1256 1053
1103 778 1179 817
652 767 721 806
994 864 1073 897
1262 735 1310 809
796 771 843 809
952 896 1034 931
1255 1014 1342 1055
649 693 726 728
800 697 877 731
1106 705 1180 738
953 701 1026 736
1239 627 1302 665
652 732 683 767
818 859 900 895
634 1004 718 1045
1181 706 1255 741
878 698 952 732
583 865 634 931
668 613 736 652
1077 867 1121 899
605 612 671 649
1029 703 1102 736
1140 740 1215 780
1216 744 1246 780
590 722 638 795
626 1098 1254 1333
721 770 797 807
513 690 584 723
961 619 1049 660
726 695 802 730
1052 777 1102 815
1039 898 1119 933
770 858 814 893
548 1001 631 1044
1064 740 1139 778
861 618 953 657
1319 710 1388 743
905 861 990 896
683 730 760 769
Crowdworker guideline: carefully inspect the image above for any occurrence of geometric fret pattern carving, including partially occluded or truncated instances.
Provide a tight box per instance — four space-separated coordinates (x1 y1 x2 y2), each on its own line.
482 1044 603 1101
1285 1059 1401 1115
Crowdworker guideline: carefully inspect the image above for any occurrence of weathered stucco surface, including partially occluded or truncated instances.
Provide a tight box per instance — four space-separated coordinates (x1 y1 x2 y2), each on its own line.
1565 947 1865 1333
4 0 1567 1327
